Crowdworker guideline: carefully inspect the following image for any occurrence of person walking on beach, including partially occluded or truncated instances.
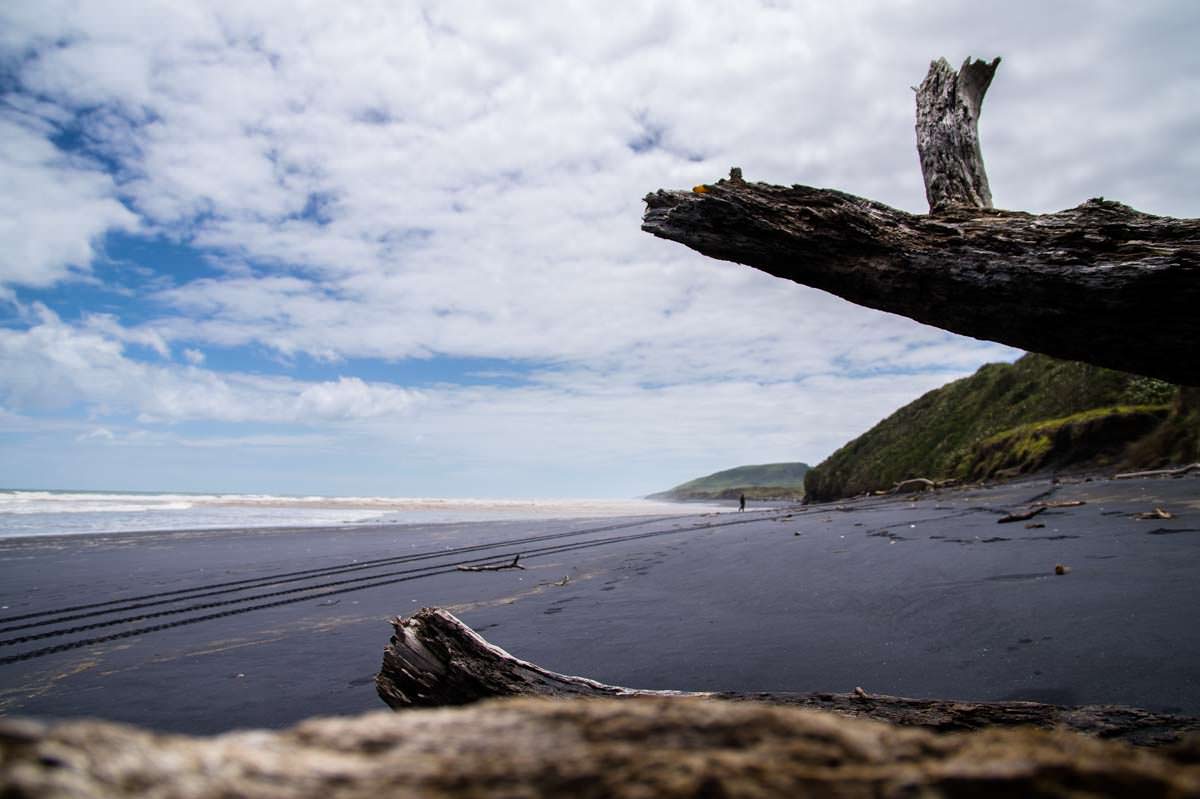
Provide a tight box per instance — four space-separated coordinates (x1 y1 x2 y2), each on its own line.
738 493 746 512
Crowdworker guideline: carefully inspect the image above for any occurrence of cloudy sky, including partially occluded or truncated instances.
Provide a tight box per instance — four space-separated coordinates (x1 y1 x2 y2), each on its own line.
1 1 1196 498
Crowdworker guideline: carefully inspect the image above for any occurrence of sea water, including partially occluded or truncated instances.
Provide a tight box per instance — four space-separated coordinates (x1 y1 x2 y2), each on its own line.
0 489 727 538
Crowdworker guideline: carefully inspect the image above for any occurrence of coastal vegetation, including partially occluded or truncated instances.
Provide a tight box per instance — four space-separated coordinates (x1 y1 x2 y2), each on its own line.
962 404 1169 481
650 462 809 501
650 358 1198 505
803 353 1188 502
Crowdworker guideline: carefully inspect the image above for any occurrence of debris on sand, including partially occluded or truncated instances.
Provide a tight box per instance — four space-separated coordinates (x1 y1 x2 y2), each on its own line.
998 506 1046 524
1134 507 1175 521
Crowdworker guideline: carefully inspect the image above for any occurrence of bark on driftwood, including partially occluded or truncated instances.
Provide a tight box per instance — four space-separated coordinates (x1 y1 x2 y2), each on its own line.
377 608 1200 747
641 57 1200 386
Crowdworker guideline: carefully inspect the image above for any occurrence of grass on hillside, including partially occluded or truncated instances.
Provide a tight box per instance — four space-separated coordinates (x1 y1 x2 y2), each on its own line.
963 404 1170 480
803 354 1181 502
652 462 809 501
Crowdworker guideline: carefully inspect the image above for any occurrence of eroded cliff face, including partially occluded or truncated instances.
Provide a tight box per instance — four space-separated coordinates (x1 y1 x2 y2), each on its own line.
4 697 1199 798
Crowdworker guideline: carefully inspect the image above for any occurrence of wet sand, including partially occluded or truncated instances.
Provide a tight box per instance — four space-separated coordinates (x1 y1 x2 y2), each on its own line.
1 473 1198 734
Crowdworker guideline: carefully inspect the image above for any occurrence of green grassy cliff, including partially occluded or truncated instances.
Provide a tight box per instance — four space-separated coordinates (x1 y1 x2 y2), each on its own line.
650 462 810 501
803 354 1181 502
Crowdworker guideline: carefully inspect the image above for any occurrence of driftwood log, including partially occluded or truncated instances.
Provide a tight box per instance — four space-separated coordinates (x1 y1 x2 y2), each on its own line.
8 700 1200 798
641 57 1200 386
891 477 935 493
377 608 1200 747
376 607 686 707
1115 462 1200 480
888 477 957 494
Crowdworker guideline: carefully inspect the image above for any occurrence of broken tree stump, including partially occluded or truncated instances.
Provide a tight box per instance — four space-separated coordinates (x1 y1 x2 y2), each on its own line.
916 56 1000 211
377 608 1200 747
641 57 1200 386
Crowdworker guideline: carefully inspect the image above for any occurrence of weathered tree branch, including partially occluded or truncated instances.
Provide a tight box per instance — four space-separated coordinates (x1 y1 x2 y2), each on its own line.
642 181 1200 385
641 56 1200 386
377 608 1200 747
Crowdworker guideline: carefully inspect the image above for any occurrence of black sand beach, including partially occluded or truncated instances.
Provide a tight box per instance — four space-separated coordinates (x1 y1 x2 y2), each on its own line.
1 473 1198 735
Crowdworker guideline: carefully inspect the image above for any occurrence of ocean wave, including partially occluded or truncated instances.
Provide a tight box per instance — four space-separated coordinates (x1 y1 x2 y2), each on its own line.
0 490 729 539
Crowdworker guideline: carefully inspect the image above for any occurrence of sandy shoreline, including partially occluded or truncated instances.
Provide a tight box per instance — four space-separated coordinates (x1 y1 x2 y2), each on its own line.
1 473 1198 735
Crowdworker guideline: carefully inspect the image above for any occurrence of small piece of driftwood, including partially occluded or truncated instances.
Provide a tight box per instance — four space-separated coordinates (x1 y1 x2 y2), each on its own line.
1003 500 1086 526
1115 463 1200 480
376 608 1200 747
889 477 958 494
998 506 1047 524
457 554 525 572
1134 508 1175 521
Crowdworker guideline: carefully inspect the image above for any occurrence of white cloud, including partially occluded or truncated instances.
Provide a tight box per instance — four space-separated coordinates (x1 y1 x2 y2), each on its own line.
44 6 1189 364
0 306 421 424
295 377 417 421
0 119 139 287
83 313 171 358
77 427 116 442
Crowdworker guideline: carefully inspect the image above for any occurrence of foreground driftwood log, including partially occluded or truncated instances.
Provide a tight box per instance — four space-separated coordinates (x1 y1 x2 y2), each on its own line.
6 699 1200 798
377 608 1200 747
642 57 1200 386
